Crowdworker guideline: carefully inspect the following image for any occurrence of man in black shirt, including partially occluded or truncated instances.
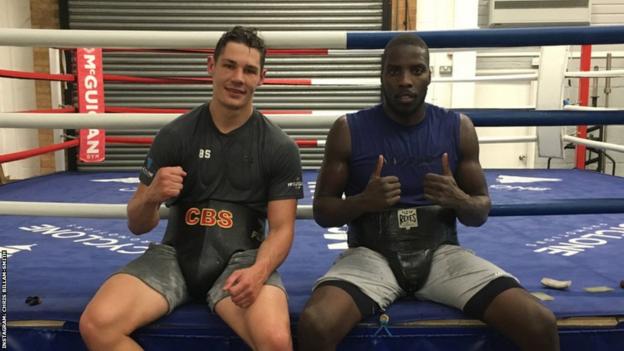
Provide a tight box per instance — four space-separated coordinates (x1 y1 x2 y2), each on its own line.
80 26 303 351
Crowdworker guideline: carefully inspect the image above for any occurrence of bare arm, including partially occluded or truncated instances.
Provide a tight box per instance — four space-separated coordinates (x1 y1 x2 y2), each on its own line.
254 198 297 278
127 184 161 235
313 116 401 228
223 198 297 308
423 114 491 226
127 166 186 234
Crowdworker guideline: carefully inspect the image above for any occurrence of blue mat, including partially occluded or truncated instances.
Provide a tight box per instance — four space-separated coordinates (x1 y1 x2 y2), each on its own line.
1 169 624 328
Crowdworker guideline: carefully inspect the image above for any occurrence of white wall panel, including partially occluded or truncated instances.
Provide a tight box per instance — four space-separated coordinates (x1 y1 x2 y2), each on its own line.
592 0 624 24
0 0 39 180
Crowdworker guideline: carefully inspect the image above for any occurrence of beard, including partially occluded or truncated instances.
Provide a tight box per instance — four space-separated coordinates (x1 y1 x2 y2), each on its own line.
381 85 427 118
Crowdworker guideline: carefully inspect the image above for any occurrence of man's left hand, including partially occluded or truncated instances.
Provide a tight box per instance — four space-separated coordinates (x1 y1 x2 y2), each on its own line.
423 153 469 208
222 266 266 309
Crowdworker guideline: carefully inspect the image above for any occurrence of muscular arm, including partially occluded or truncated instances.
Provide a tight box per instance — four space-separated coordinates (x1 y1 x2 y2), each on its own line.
127 184 161 235
223 198 297 308
313 117 360 227
313 116 400 228
254 198 297 278
424 114 490 226
454 114 491 226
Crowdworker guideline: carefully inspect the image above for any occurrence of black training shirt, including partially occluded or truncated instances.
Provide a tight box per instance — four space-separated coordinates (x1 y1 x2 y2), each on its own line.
139 103 304 216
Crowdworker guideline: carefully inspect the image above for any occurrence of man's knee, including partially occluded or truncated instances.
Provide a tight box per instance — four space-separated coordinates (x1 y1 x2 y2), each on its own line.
525 303 558 339
79 305 127 344
255 327 292 351
297 284 365 350
79 309 109 344
297 306 334 345
79 311 98 342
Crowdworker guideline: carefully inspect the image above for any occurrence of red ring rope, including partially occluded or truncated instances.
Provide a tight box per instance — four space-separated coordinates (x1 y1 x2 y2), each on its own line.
0 136 325 164
105 136 323 147
98 48 329 56
0 69 74 82
0 69 314 86
105 106 314 114
0 140 79 164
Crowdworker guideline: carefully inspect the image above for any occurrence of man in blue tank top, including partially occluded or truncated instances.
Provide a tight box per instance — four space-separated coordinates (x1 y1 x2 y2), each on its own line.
297 33 559 351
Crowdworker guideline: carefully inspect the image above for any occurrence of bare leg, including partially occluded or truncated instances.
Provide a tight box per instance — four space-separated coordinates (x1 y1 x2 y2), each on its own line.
296 285 362 351
216 285 292 351
482 287 559 351
79 274 169 351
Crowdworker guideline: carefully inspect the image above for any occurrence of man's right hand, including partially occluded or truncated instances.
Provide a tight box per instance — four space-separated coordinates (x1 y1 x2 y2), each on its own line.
361 155 401 212
146 166 187 204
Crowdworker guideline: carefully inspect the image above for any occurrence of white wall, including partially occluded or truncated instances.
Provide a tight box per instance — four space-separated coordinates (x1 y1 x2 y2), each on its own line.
417 0 537 169
420 0 624 175
0 0 39 179
528 0 624 174
480 0 624 26
592 0 624 24
545 45 624 175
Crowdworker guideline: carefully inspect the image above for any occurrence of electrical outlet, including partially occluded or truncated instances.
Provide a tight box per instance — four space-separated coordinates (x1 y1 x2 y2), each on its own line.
439 65 453 74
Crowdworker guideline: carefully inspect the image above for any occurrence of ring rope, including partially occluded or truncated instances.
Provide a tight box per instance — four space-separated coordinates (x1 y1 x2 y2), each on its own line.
3 110 624 129
565 69 624 78
0 68 74 82
104 107 319 114
0 134 543 165
0 69 319 86
0 140 79 164
479 136 537 144
0 69 539 86
97 48 331 56
103 74 316 86
563 105 620 111
2 199 624 219
2 26 624 49
100 135 537 148
0 136 327 164
433 73 537 82
563 135 624 153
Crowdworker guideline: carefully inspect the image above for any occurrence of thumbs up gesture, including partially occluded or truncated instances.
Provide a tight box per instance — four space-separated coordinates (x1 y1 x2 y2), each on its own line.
361 155 401 211
423 153 468 208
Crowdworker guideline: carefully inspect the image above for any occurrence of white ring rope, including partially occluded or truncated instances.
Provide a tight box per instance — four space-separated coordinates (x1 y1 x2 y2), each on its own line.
0 201 314 220
0 202 146 219
563 105 621 111
0 113 178 129
0 113 339 129
0 28 347 49
565 69 624 78
433 73 538 82
312 73 538 86
563 135 624 153
3 110 624 130
478 136 537 143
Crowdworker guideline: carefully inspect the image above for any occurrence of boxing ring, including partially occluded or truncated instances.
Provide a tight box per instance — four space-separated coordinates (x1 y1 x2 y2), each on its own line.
2 26 624 351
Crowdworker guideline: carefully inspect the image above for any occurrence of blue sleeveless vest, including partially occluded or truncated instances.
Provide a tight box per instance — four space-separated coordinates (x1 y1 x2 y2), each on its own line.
346 103 461 206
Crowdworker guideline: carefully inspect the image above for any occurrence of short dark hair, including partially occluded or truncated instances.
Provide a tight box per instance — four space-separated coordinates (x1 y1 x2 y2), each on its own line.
381 33 430 73
214 26 267 69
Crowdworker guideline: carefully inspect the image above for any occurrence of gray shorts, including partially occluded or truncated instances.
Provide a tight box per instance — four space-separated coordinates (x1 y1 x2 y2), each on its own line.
315 245 517 311
117 243 285 312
